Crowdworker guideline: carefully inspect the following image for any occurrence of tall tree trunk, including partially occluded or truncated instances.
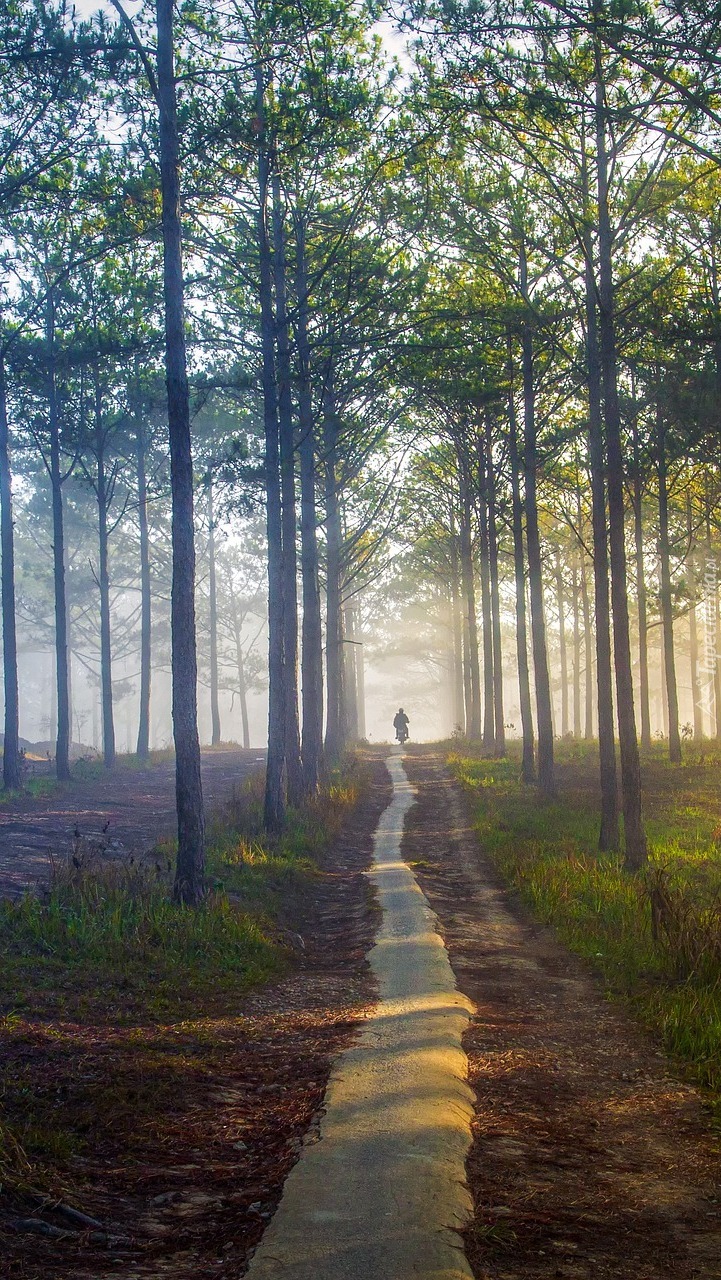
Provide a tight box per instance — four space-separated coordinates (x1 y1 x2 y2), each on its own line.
135 406 151 759
255 71 285 830
656 408 682 763
93 369 115 769
237 644 250 750
343 603 359 742
572 553 582 738
0 353 20 789
555 547 569 738
707 487 721 739
714 583 721 741
207 479 221 746
485 416 505 756
449 509 466 736
228 578 251 751
293 214 323 794
705 495 721 740
521 311 554 795
507 344 535 783
458 454 482 739
595 69 646 868
345 602 366 741
157 0 205 898
355 610 366 741
462 608 473 735
580 546 594 740
632 423 651 751
582 145 619 847
49 652 56 746
476 433 495 749
689 584 701 737
687 492 702 739
660 639 669 738
47 295 70 782
272 172 302 804
234 616 253 747
324 375 345 760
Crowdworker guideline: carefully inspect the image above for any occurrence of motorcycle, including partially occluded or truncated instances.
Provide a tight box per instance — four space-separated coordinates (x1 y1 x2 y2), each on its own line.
395 724 409 745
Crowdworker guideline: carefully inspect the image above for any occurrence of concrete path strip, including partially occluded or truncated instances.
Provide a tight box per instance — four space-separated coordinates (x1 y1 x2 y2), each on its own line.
246 749 475 1280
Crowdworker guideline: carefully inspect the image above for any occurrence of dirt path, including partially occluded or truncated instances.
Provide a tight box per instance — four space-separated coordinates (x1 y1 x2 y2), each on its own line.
403 748 721 1280
0 747 266 898
246 750 474 1280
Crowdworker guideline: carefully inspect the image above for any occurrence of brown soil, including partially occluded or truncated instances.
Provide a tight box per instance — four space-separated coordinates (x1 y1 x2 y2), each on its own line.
403 747 721 1280
0 754 391 1279
0 748 266 898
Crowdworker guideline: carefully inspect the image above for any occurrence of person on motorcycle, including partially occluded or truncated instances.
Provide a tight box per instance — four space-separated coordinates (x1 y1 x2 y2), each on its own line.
393 707 410 743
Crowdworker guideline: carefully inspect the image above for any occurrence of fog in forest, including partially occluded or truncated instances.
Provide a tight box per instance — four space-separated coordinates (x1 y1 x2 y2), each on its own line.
8 1 721 1268
6 457 712 754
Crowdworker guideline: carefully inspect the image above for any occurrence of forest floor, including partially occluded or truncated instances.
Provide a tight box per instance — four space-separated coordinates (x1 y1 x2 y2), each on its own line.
0 747 266 898
4 745 721 1279
403 747 721 1280
0 754 390 1279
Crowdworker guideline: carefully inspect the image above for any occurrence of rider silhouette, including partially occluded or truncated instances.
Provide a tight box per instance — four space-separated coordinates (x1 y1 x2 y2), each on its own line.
393 708 410 741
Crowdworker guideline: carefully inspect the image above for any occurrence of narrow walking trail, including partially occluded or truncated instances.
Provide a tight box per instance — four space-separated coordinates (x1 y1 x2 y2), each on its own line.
246 749 475 1280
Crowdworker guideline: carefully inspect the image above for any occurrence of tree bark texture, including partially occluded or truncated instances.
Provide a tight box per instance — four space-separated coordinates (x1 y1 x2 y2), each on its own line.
324 375 345 760
47 293 71 782
208 480 221 746
687 493 702 739
93 369 115 769
485 417 505 755
458 453 482 739
521 319 554 795
572 553 582 739
595 70 647 868
656 409 681 763
293 214 323 793
449 508 466 736
135 406 151 759
475 433 495 750
507 357 535 783
582 161 619 851
632 424 651 751
343 604 359 742
580 547 594 739
272 173 302 804
555 548 569 738
157 0 205 899
0 352 20 789
256 71 286 831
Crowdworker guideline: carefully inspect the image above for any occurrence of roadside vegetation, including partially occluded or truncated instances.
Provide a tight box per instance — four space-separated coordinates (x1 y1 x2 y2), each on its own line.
449 741 721 1100
0 757 367 1204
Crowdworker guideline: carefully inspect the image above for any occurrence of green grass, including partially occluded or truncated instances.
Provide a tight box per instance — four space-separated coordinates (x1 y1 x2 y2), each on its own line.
448 740 721 1098
0 746 180 800
205 761 363 904
0 874 280 1022
0 775 62 806
0 757 365 1024
70 746 177 782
